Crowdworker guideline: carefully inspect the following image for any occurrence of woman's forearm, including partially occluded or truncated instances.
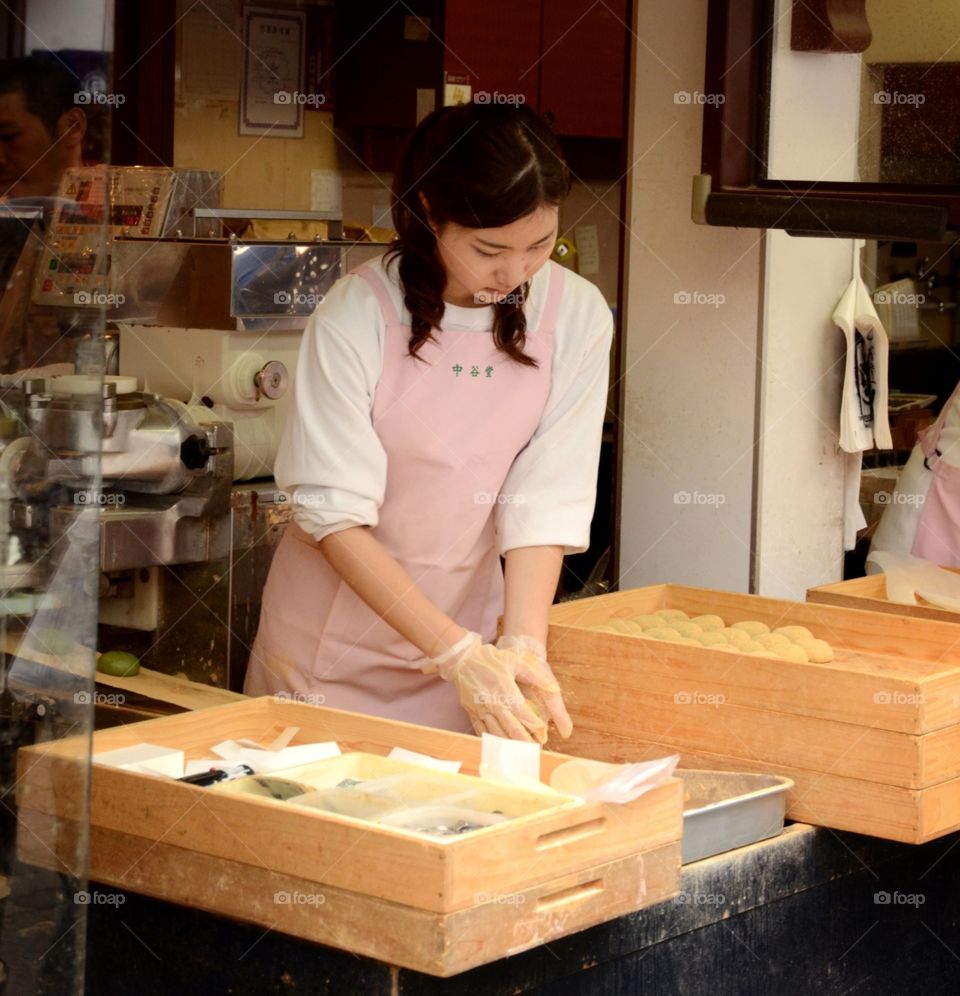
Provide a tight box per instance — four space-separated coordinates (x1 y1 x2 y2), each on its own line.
317 526 465 658
501 546 564 644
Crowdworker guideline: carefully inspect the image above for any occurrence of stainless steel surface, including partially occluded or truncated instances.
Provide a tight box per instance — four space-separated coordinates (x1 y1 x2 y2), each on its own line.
107 238 390 328
679 769 793 864
97 481 292 689
230 243 342 319
194 208 342 221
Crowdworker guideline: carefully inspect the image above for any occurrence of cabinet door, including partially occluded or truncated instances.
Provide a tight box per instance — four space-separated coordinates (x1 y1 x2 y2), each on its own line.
539 0 628 138
444 0 541 108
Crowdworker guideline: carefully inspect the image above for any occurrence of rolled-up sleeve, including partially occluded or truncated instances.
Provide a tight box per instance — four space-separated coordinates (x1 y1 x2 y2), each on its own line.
273 276 387 540
495 285 613 555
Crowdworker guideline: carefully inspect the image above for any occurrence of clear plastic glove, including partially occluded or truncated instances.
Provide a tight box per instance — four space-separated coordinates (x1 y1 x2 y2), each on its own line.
421 631 552 742
496 634 574 741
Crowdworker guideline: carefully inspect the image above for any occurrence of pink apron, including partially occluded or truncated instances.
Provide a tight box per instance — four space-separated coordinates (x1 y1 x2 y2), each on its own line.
245 261 564 731
912 382 960 566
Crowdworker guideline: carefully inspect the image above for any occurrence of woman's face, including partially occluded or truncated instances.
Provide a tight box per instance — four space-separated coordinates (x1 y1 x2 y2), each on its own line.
433 204 559 307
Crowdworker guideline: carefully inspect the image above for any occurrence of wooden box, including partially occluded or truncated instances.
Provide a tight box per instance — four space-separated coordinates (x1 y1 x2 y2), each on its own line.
808 574 960 625
546 585 960 844
16 697 682 977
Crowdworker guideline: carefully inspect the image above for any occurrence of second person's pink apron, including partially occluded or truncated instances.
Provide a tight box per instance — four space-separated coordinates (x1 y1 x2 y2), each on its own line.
245 260 565 731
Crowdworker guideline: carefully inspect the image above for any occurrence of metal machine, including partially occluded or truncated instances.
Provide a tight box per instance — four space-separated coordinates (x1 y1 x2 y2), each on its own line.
8 165 388 690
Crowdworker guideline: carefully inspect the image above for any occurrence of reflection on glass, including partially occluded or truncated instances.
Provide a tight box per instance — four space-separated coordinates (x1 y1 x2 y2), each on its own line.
858 1 960 184
0 39 109 995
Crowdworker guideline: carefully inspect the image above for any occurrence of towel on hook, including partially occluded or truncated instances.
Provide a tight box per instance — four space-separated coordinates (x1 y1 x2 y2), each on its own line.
833 268 893 453
834 253 893 550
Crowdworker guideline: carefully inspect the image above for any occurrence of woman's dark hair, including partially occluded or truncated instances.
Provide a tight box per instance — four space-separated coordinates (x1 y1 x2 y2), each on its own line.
387 102 570 365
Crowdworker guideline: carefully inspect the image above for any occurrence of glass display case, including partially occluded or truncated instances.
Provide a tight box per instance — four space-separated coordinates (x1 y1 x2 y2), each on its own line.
0 12 113 991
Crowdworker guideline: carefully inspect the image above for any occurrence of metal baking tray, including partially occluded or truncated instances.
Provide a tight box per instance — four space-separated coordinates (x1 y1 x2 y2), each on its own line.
679 769 793 863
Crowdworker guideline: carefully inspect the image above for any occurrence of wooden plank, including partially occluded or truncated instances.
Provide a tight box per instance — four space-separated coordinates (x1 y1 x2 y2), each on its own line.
548 587 960 733
543 727 960 844
0 632 243 711
808 575 960 625
19 817 680 977
17 698 683 915
552 673 960 789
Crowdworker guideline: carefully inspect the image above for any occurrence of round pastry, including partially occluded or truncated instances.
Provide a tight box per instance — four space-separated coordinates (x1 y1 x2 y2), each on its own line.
721 628 754 649
779 643 809 663
697 631 729 647
731 620 770 637
756 633 792 651
655 608 689 623
774 625 814 642
673 620 704 638
644 626 683 640
632 614 666 630
691 614 725 632
795 637 834 664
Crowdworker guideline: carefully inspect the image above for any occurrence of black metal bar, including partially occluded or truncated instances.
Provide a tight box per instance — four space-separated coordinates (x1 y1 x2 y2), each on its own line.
704 192 948 242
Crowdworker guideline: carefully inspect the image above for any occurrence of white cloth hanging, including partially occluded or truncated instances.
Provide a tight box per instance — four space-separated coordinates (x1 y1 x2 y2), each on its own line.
833 240 893 550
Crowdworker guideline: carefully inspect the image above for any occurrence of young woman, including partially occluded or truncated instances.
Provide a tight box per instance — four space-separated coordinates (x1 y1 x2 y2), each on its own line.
245 102 613 742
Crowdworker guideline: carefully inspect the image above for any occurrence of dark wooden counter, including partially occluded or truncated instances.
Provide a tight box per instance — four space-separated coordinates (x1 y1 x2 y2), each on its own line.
84 822 960 995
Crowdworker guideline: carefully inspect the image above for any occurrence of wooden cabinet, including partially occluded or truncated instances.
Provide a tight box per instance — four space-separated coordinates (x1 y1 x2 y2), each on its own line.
444 0 628 139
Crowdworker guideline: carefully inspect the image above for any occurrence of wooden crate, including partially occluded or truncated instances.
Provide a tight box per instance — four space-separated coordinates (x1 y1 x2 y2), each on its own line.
17 697 682 977
808 574 960 625
546 584 960 844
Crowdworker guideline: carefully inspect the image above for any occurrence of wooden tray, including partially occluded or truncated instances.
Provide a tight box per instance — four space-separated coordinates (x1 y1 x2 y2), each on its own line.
17 697 683 976
808 574 960 625
545 584 960 844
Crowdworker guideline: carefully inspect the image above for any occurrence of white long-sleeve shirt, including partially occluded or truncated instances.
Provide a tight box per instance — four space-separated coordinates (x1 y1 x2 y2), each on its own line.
275 254 613 556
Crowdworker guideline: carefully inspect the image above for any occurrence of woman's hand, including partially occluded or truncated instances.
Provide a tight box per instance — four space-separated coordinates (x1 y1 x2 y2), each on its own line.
422 631 556 741
497 634 573 741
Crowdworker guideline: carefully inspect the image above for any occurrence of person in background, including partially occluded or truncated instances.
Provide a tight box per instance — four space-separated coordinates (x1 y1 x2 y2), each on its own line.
0 56 92 374
0 55 87 201
245 102 613 743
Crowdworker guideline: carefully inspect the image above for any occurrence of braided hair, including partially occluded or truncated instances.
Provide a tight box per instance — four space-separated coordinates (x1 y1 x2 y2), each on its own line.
387 102 570 366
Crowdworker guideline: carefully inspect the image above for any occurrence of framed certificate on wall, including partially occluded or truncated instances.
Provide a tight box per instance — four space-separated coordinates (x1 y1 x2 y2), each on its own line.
239 5 306 138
